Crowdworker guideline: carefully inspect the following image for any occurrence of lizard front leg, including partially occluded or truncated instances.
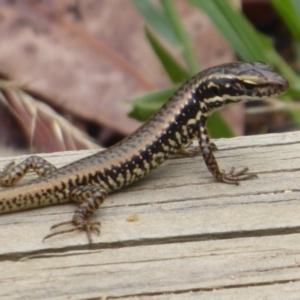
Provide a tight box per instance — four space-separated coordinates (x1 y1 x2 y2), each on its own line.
196 117 257 184
177 141 218 157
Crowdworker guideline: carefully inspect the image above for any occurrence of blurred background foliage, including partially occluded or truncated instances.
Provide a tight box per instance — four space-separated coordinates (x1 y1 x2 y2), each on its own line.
128 0 300 138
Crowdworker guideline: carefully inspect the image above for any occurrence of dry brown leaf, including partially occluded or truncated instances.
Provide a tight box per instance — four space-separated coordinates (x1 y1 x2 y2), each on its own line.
0 79 100 152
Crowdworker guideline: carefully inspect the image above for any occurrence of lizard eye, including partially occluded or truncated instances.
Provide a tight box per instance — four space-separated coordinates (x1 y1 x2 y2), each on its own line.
212 86 221 97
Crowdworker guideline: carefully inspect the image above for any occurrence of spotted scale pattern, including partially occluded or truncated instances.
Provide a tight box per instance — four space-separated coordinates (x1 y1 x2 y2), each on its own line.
0 62 289 242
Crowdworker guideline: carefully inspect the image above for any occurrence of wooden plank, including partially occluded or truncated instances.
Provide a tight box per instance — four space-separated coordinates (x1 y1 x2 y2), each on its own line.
0 131 300 299
1 235 300 299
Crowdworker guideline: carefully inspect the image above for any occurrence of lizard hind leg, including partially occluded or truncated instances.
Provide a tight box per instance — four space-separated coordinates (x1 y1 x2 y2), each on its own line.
0 155 57 187
43 185 107 243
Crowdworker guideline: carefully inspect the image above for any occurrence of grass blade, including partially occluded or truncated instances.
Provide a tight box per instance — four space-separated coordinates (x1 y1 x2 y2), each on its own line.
145 27 190 83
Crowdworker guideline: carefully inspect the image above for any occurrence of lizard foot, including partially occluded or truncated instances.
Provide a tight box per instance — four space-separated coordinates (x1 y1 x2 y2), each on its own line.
43 220 101 243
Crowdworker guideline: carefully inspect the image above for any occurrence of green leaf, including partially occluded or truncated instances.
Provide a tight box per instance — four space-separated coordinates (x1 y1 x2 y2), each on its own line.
125 87 176 121
285 87 300 98
131 0 179 45
145 27 190 83
207 112 233 138
160 0 200 73
291 0 300 19
189 0 267 61
271 0 300 43
132 0 199 74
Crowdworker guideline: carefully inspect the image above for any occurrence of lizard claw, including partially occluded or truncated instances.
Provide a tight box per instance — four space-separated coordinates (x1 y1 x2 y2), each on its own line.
220 167 258 185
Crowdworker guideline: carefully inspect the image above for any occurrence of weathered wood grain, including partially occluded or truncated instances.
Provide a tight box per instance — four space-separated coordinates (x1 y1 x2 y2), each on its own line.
1 132 300 299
